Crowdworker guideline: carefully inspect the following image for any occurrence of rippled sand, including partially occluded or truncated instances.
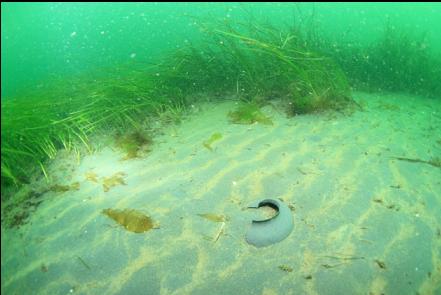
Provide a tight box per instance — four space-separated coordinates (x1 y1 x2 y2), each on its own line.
2 92 440 295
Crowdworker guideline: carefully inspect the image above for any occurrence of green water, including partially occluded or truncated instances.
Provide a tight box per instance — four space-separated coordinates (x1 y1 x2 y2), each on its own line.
1 2 441 295
2 2 441 98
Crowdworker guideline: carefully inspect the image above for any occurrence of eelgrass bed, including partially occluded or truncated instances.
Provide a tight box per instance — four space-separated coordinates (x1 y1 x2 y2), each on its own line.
320 24 441 98
1 18 356 197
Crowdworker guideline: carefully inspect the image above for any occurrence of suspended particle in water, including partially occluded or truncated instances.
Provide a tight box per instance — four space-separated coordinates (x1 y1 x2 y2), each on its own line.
130 53 136 58
70 31 77 38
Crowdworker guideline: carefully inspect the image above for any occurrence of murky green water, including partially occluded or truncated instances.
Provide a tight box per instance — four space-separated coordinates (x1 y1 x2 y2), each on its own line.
1 3 440 295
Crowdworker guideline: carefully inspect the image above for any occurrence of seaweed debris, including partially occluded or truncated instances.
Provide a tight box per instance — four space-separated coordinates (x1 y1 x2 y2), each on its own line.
102 172 127 192
115 130 153 160
228 103 273 125
392 156 441 168
374 259 387 269
278 265 293 272
197 213 229 222
50 182 80 193
85 171 98 183
203 132 223 151
102 208 158 233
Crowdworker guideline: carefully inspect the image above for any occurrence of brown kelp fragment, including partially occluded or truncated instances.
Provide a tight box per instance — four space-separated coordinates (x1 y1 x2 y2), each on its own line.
278 265 293 272
85 171 98 183
50 182 80 193
102 208 158 233
102 172 127 192
228 103 273 125
197 213 229 222
203 132 222 151
50 185 71 193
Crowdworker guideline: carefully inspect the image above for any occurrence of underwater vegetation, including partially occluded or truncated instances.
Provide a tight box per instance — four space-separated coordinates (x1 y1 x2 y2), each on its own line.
228 103 273 125
1 189 44 228
392 156 441 168
1 70 165 190
49 181 80 193
2 15 355 199
1 180 80 229
202 132 223 151
102 208 157 233
115 129 153 160
156 18 354 115
278 265 294 273
102 172 127 192
85 171 99 183
322 24 441 98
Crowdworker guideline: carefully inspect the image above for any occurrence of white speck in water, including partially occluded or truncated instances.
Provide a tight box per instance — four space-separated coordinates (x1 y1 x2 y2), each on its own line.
70 31 77 37
100 31 105 35
415 213 420 217
232 181 237 186
130 53 136 58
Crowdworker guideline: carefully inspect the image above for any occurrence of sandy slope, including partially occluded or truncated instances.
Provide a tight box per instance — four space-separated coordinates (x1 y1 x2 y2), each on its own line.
1 92 440 295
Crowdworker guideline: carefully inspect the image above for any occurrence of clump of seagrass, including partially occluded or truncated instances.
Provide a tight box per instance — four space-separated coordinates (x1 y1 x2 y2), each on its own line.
1 15 354 204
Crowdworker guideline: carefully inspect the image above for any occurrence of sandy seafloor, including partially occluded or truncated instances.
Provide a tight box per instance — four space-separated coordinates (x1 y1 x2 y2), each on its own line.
1 92 441 295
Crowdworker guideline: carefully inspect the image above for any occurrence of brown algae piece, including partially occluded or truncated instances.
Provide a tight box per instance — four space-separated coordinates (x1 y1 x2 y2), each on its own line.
85 171 98 183
228 103 273 125
115 130 152 160
278 265 293 272
50 184 71 192
50 182 80 193
197 213 229 222
203 132 223 151
102 208 157 233
102 172 127 192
